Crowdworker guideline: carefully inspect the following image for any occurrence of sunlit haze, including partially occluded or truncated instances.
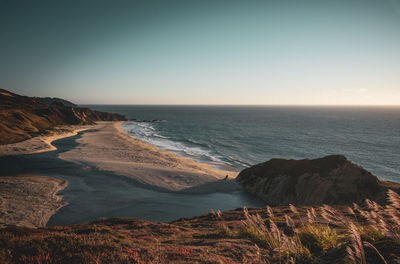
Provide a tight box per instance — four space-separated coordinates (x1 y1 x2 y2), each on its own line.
1 0 400 105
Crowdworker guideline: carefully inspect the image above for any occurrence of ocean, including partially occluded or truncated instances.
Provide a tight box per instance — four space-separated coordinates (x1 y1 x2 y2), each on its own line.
87 105 400 183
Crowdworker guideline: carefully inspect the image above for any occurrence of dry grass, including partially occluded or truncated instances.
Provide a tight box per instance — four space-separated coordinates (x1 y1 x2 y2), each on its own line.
0 190 399 263
238 190 400 264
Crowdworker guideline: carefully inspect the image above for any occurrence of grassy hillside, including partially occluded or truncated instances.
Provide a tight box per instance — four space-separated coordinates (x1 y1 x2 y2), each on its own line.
0 89 126 145
1 190 399 263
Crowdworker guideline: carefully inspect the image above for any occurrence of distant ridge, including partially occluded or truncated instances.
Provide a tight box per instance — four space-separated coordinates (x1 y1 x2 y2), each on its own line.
33 97 77 107
0 88 127 145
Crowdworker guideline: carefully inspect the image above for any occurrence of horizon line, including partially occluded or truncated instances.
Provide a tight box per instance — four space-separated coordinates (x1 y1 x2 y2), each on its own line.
79 103 400 107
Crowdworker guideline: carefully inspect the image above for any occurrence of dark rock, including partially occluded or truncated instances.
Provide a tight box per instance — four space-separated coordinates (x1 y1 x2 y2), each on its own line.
236 155 400 206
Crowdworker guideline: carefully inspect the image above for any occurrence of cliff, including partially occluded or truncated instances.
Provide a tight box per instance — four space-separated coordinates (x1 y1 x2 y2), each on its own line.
0 89 127 145
236 155 400 206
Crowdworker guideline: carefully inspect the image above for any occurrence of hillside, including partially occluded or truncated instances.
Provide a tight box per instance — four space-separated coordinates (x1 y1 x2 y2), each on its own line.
236 155 400 206
33 97 77 107
1 191 399 263
0 89 126 145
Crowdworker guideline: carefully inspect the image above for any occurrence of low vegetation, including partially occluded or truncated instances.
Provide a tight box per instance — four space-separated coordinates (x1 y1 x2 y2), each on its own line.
0 190 399 263
238 190 400 263
0 89 126 145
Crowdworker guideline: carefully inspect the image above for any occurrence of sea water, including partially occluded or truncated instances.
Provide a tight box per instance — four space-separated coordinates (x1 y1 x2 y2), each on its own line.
86 105 400 183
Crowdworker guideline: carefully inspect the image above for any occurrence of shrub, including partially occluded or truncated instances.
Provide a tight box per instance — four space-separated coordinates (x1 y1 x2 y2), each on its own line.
299 224 340 254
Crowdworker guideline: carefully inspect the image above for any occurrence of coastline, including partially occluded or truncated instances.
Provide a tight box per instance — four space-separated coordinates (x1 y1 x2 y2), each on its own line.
0 121 245 227
59 121 238 191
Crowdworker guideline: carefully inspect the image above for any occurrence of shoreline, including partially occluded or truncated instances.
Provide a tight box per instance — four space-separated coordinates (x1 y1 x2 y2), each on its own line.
116 121 240 173
0 121 246 227
59 121 238 191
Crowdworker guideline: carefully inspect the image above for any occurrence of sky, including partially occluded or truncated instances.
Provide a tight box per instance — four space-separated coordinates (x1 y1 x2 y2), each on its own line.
0 0 400 105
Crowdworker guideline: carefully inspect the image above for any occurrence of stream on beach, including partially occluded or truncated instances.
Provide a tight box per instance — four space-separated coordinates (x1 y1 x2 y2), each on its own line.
0 130 264 226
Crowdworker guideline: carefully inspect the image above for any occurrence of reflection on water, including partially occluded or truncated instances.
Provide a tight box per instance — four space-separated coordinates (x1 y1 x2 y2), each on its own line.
47 172 263 225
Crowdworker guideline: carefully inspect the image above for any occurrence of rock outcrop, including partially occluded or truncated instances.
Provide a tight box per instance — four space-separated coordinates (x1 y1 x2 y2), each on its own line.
236 155 400 206
0 89 127 144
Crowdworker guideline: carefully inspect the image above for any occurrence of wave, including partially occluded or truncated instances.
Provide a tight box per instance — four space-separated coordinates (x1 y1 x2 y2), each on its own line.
186 138 213 149
226 156 252 168
121 121 229 168
153 133 170 139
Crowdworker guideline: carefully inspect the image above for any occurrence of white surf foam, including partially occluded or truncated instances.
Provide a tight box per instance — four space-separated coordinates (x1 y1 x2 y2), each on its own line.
121 121 228 167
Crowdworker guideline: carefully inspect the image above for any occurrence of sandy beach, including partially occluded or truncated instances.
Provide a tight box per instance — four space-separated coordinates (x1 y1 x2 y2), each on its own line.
59 121 238 191
0 121 245 227
0 175 67 228
0 125 94 157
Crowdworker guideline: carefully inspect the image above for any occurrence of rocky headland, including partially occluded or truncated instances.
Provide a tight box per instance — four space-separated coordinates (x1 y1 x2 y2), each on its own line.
236 155 400 206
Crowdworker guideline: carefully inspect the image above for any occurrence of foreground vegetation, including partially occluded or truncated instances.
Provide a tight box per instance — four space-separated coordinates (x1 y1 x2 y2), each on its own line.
1 190 399 263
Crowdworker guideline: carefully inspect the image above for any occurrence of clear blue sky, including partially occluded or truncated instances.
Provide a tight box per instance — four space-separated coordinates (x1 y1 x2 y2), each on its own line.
1 0 400 105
